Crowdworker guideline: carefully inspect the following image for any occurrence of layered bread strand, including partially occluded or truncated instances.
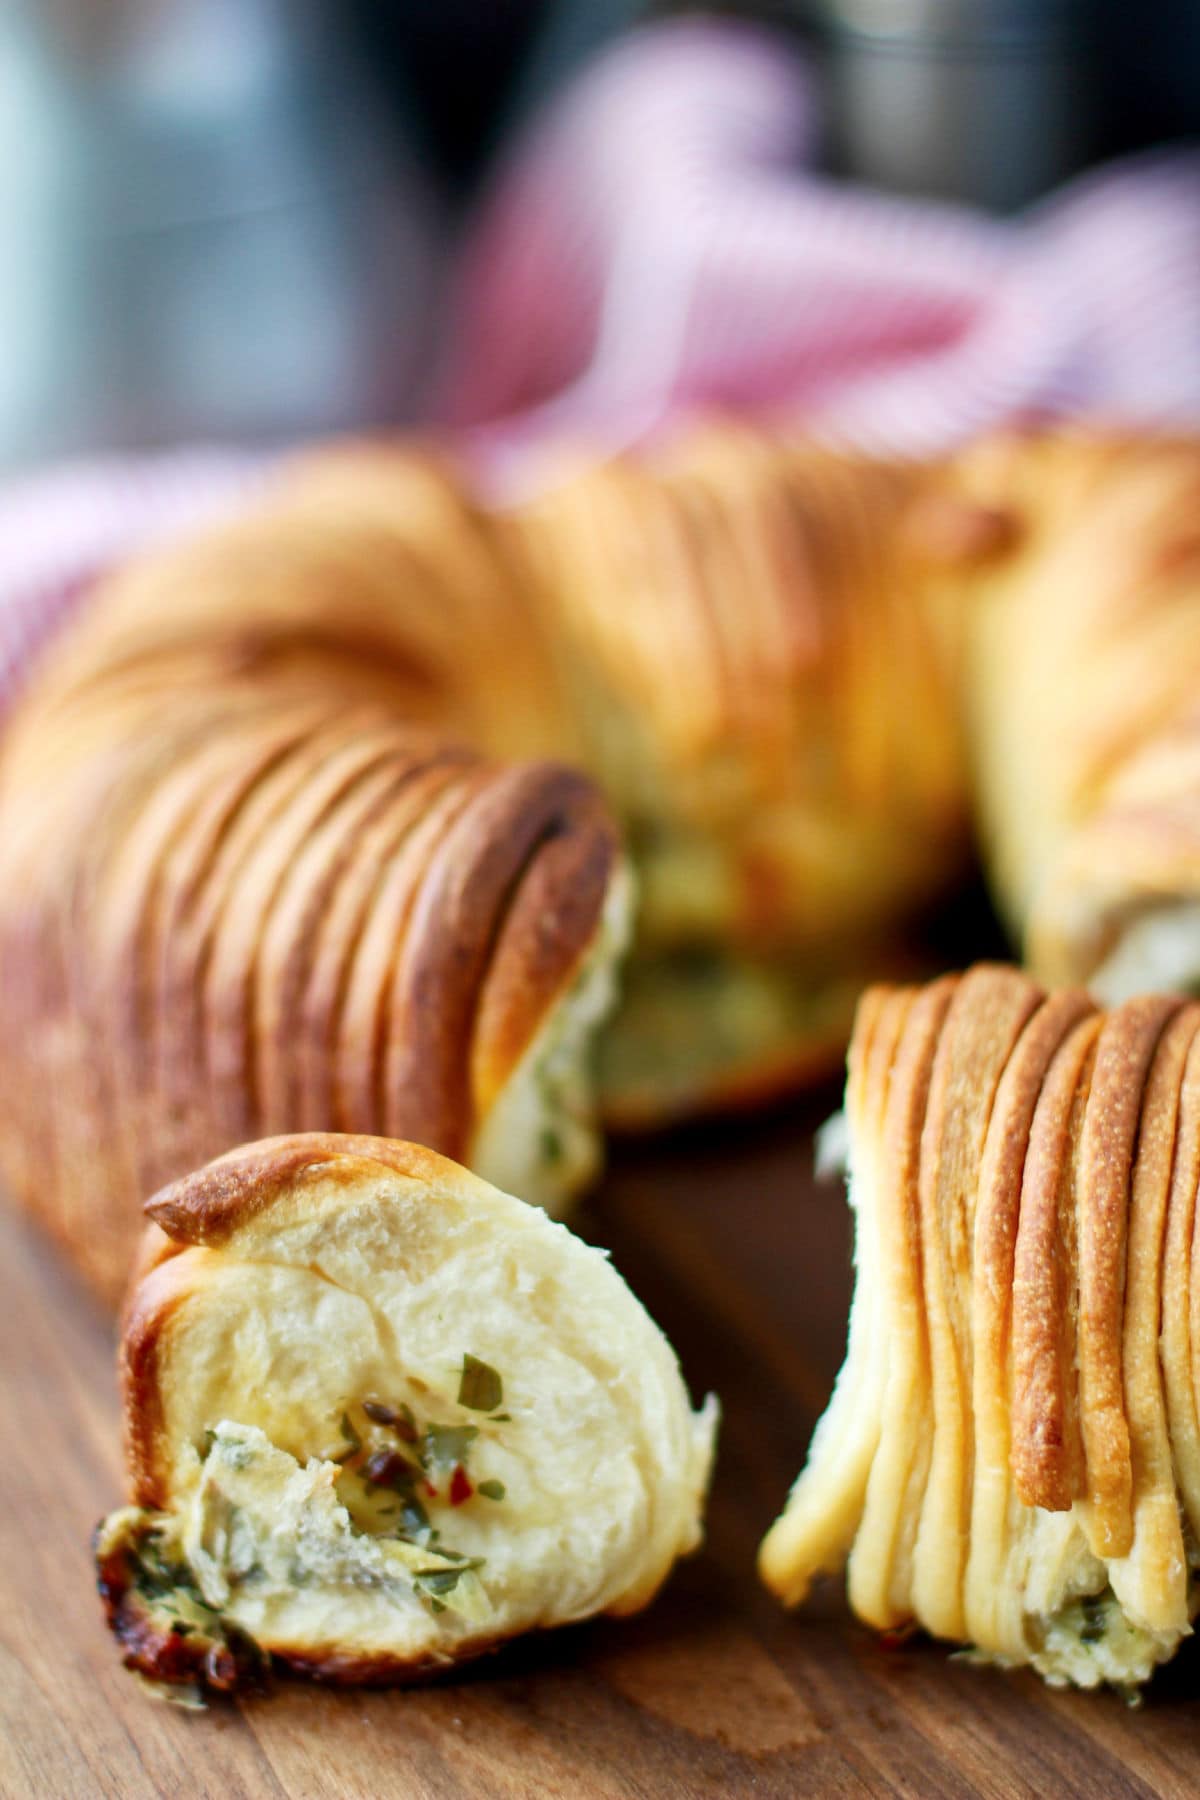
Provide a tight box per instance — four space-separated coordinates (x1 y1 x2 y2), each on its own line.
760 965 1200 1690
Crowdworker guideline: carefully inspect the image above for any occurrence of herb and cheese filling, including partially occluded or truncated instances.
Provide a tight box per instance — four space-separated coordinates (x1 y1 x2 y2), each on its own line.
597 944 862 1125
1007 1526 1200 1694
99 1369 519 1698
98 1147 717 1699
1025 1583 1190 1693
117 1418 492 1655
472 861 633 1209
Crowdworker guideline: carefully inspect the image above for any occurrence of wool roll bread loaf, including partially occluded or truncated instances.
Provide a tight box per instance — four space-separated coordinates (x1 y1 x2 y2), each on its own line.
0 426 970 1302
97 1133 717 1700
760 965 1200 1691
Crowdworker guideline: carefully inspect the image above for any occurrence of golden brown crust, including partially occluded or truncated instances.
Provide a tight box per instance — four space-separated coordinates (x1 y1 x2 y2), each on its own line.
253 757 426 1139
0 441 631 1299
0 423 973 1300
965 984 1096 1652
331 761 489 1137
143 1132 457 1250
911 965 1043 1639
203 720 416 1154
120 1261 187 1508
1118 1004 1200 1631
1010 1013 1101 1510
0 693 616 1303
512 423 968 953
293 754 472 1131
471 799 620 1118
1160 1028 1200 1543
381 761 613 1158
1075 994 1180 1556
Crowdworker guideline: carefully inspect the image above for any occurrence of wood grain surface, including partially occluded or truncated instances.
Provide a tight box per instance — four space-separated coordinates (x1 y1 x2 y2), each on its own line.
4 1093 1200 1800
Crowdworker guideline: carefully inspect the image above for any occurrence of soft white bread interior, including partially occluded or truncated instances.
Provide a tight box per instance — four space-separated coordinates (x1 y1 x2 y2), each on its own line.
98 1134 716 1698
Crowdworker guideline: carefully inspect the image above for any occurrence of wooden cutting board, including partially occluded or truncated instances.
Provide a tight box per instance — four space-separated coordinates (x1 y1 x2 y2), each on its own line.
4 1096 1199 1799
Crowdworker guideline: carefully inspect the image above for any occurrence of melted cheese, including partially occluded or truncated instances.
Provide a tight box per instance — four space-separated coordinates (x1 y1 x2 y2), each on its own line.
180 1423 491 1654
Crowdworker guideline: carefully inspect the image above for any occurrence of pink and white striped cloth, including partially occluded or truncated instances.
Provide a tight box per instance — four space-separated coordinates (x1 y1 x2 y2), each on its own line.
441 19 1200 491
2 16 1199 708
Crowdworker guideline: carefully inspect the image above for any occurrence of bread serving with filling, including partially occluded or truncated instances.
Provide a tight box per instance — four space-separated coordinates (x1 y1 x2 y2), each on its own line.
97 1133 717 1699
759 964 1200 1692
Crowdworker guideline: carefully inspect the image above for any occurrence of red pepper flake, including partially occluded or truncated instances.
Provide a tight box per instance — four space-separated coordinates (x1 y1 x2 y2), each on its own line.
424 1480 439 1499
449 1465 474 1507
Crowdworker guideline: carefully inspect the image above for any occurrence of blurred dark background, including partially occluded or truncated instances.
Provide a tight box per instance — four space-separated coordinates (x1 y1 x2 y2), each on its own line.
0 0 1195 468
360 0 1200 197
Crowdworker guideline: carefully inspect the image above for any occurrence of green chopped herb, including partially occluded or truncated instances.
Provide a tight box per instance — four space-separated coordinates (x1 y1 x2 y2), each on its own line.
458 1354 503 1413
398 1495 431 1541
330 1410 362 1462
133 1538 204 1606
422 1423 479 1472
490 1413 512 1422
413 1556 486 1597
414 1567 466 1597
477 1480 505 1502
1079 1592 1108 1645
394 1403 419 1443
430 1598 447 1614
540 1126 564 1166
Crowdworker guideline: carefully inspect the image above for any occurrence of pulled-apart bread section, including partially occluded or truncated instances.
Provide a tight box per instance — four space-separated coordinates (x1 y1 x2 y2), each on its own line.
98 1133 717 1698
759 965 1200 1691
953 430 1200 1001
512 425 969 1122
0 451 629 1303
